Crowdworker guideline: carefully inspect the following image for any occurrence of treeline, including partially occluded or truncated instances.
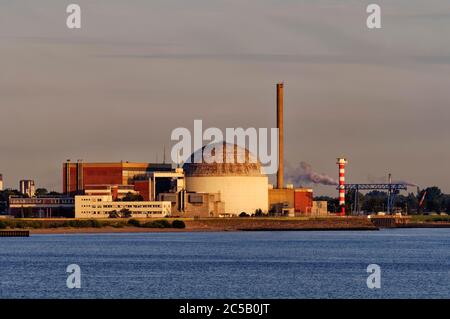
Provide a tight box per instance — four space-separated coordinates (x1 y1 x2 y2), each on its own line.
316 186 450 214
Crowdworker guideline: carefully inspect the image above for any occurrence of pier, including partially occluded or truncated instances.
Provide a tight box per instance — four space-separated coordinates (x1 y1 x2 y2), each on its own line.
0 230 30 237
369 216 410 228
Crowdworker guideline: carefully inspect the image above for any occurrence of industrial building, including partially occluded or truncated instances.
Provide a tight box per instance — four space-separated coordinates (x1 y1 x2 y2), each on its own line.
74 195 171 218
63 161 172 196
19 180 35 197
268 186 314 215
66 142 270 218
27 82 329 219
158 191 225 217
84 184 138 199
9 197 75 218
267 186 326 216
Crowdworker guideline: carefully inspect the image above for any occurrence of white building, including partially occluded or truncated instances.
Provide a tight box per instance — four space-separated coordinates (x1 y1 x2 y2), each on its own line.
75 195 172 219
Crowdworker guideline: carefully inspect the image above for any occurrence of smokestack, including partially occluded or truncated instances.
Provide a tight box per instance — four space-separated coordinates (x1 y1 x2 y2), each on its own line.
336 158 348 216
277 82 284 189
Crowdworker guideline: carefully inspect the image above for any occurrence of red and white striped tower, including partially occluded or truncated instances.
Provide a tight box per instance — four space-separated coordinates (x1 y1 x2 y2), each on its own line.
336 158 348 216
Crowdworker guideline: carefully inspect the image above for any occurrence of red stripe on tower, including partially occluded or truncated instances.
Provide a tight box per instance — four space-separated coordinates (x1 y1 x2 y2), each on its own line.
336 158 348 216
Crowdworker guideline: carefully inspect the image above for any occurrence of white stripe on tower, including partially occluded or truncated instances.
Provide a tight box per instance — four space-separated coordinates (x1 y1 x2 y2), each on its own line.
336 158 348 216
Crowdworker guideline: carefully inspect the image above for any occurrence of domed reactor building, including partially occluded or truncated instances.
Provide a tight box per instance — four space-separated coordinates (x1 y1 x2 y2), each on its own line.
183 142 269 216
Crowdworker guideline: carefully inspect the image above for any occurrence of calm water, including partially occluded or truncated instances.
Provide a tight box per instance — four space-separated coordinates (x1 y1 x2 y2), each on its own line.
0 229 449 299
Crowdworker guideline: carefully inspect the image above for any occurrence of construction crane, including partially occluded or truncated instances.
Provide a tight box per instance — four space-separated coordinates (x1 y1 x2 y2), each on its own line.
338 182 408 215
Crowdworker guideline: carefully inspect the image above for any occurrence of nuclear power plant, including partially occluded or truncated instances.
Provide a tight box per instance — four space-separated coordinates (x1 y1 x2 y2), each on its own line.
3 82 416 219
7 83 330 218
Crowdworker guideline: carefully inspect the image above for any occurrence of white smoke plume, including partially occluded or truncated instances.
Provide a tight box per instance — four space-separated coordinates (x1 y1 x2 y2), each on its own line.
285 161 338 186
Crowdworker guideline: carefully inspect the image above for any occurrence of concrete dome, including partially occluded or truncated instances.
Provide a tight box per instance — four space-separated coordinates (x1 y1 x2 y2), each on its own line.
183 142 268 215
183 142 263 177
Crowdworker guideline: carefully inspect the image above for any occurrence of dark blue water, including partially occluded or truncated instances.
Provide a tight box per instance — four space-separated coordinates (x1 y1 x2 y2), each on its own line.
0 229 449 299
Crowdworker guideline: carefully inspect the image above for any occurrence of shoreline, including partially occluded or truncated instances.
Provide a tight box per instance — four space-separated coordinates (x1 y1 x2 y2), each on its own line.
23 225 450 235
28 226 380 235
2 217 450 235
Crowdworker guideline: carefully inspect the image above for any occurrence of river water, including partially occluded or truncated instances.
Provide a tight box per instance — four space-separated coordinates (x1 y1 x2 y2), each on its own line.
0 228 449 298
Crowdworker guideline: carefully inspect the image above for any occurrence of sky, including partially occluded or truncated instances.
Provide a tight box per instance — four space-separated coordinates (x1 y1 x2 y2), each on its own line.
0 0 449 196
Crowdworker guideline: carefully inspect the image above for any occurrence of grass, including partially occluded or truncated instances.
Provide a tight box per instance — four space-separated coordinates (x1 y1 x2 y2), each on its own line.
410 214 450 223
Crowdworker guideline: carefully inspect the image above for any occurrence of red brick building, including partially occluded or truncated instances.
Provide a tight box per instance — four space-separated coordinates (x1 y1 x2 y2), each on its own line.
294 189 313 214
63 161 172 196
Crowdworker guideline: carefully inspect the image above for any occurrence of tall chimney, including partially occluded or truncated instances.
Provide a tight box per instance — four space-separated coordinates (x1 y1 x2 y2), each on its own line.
277 82 284 189
336 158 348 216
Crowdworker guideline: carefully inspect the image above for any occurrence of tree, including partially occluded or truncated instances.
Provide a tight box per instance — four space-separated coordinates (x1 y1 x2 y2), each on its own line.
0 189 23 213
361 191 387 213
313 186 450 215
443 195 450 213
423 187 444 213
120 208 132 218
35 188 49 196
254 209 264 217
405 193 419 214
121 192 144 202
108 210 119 218
172 220 186 229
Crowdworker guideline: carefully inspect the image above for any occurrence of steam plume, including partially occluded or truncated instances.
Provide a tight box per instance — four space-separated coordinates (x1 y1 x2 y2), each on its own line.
286 161 338 186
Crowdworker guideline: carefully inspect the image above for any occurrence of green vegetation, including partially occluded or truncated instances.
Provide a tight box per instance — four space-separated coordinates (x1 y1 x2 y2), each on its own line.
120 193 144 202
0 219 104 229
316 186 450 215
120 208 132 218
127 218 141 227
110 221 127 228
35 188 49 197
171 220 186 229
254 208 268 217
0 218 187 230
141 219 172 228
63 219 103 228
0 189 23 213
108 210 120 218
239 212 249 217
410 214 450 223
109 209 133 218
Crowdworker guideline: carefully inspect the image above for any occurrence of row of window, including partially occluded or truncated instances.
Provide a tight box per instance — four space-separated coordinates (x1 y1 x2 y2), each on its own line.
10 199 74 204
79 211 166 215
79 204 165 209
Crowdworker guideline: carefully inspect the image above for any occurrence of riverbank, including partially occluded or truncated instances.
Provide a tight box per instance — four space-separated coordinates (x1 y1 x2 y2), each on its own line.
1 217 379 234
4 216 450 235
